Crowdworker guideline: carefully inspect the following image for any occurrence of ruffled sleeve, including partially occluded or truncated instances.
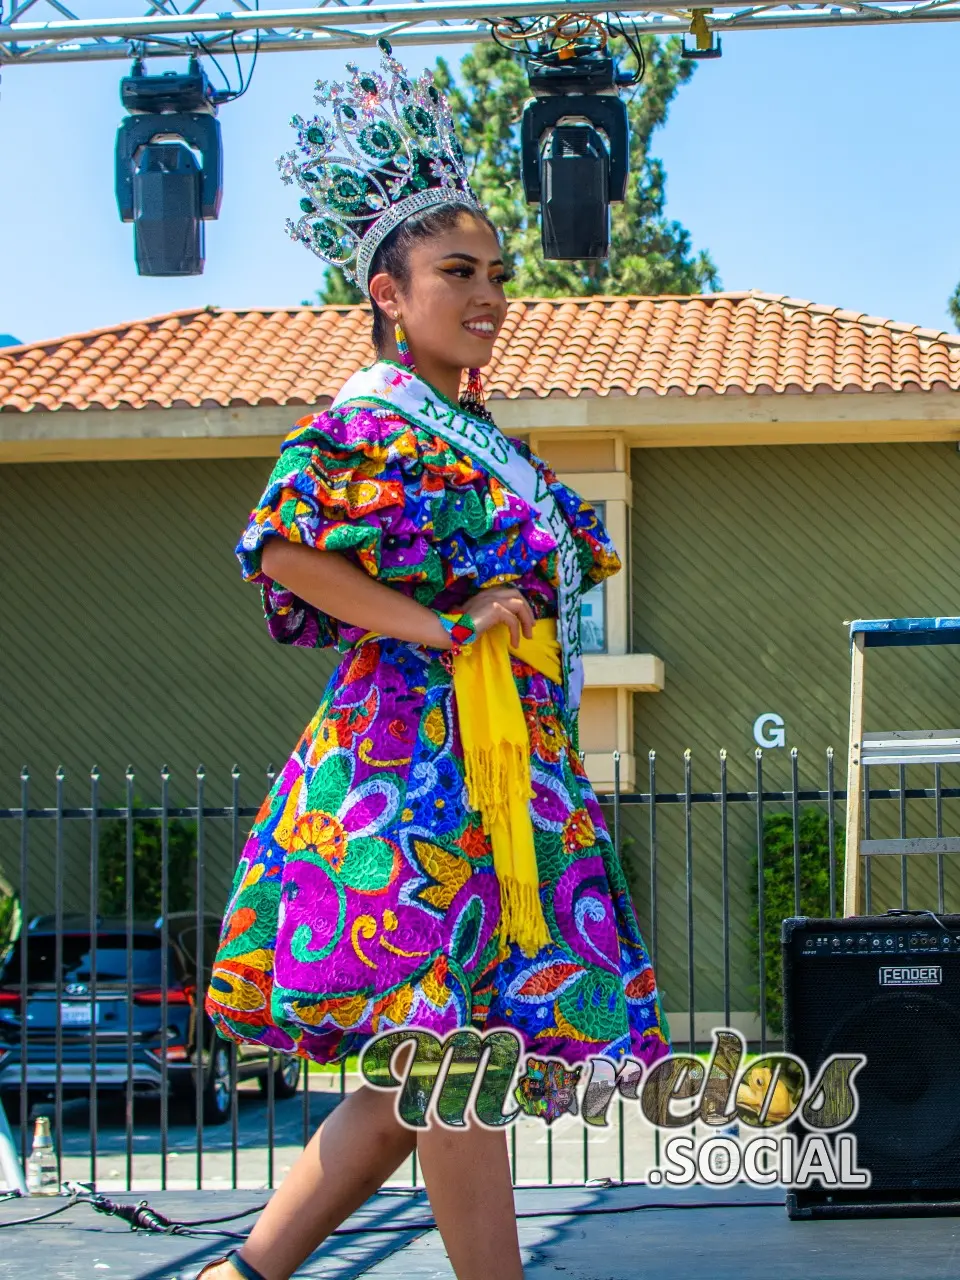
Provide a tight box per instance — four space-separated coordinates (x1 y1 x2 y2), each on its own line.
507 437 622 592
236 406 443 649
236 406 620 651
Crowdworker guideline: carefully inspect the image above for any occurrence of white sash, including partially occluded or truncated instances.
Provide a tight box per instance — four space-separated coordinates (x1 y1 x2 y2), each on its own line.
332 361 585 712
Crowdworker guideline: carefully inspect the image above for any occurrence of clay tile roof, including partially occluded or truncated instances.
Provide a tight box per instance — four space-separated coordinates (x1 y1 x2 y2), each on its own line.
3 291 960 413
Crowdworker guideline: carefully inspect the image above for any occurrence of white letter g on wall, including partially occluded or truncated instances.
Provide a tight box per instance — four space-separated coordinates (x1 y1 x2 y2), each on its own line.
753 713 785 749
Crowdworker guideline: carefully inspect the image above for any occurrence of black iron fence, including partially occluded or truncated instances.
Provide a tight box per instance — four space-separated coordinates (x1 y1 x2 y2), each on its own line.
2 746 960 1192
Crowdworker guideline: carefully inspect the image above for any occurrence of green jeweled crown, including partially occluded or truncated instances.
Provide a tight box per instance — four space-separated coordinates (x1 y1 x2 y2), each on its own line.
278 38 482 297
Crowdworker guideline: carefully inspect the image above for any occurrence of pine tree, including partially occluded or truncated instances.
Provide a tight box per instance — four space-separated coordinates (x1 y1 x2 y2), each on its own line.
307 37 719 305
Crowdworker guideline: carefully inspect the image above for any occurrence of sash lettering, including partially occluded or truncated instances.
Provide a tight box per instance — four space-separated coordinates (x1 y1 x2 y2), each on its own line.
333 362 586 712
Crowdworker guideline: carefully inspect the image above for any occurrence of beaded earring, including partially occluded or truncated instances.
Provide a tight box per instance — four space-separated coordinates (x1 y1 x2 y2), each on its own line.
460 367 494 422
395 318 415 370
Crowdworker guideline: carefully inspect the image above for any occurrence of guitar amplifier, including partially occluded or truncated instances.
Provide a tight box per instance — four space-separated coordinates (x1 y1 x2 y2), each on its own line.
782 912 960 1218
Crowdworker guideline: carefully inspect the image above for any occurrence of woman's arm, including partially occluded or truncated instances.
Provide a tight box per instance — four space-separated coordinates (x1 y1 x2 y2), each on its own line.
262 539 454 649
262 541 537 650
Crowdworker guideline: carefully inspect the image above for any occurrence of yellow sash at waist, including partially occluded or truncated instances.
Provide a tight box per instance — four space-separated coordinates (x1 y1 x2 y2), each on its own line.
356 619 560 957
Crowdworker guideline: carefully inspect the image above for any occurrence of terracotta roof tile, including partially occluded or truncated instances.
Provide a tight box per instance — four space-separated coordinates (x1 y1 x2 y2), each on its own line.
3 292 960 412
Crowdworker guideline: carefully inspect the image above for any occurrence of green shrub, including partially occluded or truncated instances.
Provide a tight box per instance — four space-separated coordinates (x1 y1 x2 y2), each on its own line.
98 803 196 918
0 876 21 970
750 807 841 1035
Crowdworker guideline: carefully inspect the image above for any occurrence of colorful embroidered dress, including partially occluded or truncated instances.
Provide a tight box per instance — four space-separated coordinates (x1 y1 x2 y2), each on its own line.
205 401 670 1067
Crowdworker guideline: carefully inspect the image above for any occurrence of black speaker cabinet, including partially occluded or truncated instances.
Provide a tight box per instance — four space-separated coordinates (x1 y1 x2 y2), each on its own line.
782 913 960 1219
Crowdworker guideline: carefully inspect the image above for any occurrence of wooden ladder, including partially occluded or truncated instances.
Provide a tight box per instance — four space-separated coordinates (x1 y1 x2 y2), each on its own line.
844 616 960 916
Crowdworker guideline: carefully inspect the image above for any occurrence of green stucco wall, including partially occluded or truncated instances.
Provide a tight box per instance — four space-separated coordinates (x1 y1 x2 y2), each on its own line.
625 442 960 1024
1 456 336 916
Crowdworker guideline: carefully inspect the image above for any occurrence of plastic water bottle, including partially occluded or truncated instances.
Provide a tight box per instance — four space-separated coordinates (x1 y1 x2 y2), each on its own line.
26 1116 58 1195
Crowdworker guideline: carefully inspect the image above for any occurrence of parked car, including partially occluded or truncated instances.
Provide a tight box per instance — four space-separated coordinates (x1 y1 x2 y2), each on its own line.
0 912 301 1124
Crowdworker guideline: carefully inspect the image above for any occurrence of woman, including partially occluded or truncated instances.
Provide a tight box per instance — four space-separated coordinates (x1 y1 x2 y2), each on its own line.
198 42 669 1280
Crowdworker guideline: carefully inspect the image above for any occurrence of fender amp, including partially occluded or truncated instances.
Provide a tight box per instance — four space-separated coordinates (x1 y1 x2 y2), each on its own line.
782 912 960 1219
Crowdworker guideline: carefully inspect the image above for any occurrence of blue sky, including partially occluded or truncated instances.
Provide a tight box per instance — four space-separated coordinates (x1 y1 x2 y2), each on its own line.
1 22 958 343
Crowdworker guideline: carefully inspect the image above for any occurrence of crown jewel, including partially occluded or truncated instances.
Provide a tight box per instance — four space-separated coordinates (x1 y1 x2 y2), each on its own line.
279 38 482 297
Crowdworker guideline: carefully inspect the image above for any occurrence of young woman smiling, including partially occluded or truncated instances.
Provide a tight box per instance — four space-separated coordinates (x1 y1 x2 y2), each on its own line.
196 45 669 1280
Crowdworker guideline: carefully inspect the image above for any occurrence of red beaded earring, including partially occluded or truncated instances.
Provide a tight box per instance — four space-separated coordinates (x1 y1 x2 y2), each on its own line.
460 367 493 421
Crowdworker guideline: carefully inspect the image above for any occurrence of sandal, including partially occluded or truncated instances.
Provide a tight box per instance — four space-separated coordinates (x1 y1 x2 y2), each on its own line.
196 1251 268 1280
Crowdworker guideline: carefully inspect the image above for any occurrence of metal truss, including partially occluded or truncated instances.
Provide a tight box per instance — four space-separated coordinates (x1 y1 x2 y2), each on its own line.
3 0 960 66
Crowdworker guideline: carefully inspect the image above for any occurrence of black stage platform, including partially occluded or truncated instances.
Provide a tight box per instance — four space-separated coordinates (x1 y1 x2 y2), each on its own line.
3 1184 960 1279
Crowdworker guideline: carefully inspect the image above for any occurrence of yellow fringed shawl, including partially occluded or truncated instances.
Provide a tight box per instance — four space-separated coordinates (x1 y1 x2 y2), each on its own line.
451 619 561 958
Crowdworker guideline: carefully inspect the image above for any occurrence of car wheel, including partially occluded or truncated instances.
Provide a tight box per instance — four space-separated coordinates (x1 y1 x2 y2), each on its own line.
200 1038 233 1126
258 1053 302 1101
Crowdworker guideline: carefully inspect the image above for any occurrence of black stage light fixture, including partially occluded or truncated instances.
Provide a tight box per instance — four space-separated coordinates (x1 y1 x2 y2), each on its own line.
520 45 629 261
115 57 223 276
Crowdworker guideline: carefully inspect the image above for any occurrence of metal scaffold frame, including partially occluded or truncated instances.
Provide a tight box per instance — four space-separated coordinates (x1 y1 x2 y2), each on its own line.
3 0 960 67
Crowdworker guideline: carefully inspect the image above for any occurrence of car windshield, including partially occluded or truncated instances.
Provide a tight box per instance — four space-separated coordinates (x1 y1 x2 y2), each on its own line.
0 933 166 985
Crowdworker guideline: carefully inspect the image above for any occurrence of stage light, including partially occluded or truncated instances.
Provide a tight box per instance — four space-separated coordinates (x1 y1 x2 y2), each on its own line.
519 44 629 261
115 57 223 277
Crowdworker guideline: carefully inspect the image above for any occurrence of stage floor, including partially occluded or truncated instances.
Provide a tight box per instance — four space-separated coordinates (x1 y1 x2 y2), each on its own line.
3 1184 960 1279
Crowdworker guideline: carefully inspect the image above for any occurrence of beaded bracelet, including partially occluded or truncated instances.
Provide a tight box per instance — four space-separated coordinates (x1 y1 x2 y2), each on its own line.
435 610 477 657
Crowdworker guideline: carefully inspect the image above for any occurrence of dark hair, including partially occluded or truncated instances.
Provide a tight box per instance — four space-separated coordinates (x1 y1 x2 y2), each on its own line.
367 202 498 355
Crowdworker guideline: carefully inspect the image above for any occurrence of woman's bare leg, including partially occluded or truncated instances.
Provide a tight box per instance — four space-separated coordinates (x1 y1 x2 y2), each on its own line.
417 1122 524 1280
198 1045 521 1280
200 1082 416 1280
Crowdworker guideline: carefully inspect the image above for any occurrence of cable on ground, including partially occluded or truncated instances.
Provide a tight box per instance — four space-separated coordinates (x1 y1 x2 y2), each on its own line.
0 1186 784 1235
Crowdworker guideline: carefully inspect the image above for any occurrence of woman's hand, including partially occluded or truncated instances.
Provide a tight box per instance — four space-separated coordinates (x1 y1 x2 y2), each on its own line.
463 586 535 649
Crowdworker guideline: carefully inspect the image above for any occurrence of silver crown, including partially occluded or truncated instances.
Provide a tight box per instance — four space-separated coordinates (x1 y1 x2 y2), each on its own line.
278 38 482 297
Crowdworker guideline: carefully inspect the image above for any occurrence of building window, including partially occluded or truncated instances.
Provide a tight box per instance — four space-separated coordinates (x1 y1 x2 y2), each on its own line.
581 581 607 653
580 500 607 653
